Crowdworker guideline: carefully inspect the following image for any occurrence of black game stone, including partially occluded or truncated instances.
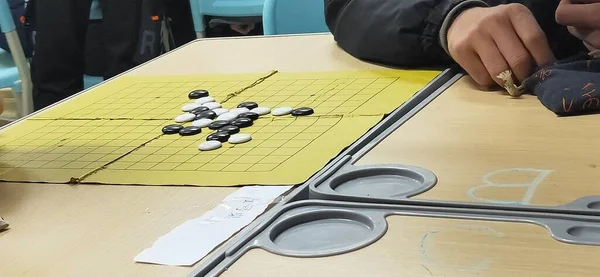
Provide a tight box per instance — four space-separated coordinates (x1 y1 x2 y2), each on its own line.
190 106 210 115
195 110 217 120
231 117 253 128
237 112 259 121
179 126 202 136
162 124 184 134
218 125 240 134
291 107 314 116
237 101 258 110
188 89 209 99
208 120 230 130
206 132 230 142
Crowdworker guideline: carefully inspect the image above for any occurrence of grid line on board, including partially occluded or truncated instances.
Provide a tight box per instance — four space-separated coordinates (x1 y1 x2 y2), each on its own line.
2 77 397 171
100 115 344 173
90 73 389 174
29 75 400 122
0 114 360 175
0 119 163 173
257 116 340 172
0 70 427 183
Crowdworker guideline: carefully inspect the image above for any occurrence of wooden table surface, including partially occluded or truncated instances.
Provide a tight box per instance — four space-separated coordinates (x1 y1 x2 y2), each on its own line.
0 183 232 276
0 34 389 277
220 77 600 277
223 215 600 277
357 77 600 207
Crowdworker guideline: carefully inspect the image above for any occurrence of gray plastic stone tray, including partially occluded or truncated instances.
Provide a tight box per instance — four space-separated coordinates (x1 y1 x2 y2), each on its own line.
309 159 600 216
323 163 437 199
189 199 600 277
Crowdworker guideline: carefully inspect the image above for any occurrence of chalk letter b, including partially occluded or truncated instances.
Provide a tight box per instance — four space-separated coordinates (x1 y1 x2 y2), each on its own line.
467 168 552 205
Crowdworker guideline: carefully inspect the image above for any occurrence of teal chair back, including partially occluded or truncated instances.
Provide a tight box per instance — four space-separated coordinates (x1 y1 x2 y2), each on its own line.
262 0 328 35
0 0 33 118
188 0 264 37
0 0 15 33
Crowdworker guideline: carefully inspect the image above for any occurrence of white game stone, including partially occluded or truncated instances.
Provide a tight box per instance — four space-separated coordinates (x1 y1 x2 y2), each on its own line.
194 96 215 105
198 140 222 151
251 106 271 115
216 112 238 122
202 102 222 110
228 133 252 144
229 107 250 115
191 118 213 128
181 103 201 112
213 108 229 116
174 112 196 123
272 107 293 116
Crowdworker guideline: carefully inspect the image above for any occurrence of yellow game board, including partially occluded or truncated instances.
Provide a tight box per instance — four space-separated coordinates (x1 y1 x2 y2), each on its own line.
0 70 439 186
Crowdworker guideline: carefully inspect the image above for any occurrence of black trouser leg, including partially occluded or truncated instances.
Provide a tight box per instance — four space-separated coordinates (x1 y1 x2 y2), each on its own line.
99 0 142 79
31 0 91 111
166 0 196 48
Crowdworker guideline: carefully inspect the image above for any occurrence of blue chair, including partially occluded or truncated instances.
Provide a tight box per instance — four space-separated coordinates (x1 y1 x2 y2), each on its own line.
188 0 264 38
84 0 104 89
262 0 329 35
0 0 32 119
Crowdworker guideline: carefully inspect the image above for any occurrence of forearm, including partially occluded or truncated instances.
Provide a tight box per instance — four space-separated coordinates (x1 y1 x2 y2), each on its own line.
325 0 469 67
438 0 489 54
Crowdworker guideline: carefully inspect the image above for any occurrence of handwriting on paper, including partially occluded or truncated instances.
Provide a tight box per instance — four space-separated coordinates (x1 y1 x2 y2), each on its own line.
134 185 292 266
467 168 552 205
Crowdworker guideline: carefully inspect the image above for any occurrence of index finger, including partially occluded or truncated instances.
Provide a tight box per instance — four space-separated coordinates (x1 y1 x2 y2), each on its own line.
556 0 600 28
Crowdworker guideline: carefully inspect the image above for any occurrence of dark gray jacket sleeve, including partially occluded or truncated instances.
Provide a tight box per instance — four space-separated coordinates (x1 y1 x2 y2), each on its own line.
325 0 586 68
325 0 484 67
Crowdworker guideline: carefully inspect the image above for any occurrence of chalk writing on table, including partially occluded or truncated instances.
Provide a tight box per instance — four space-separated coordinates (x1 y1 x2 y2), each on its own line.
420 225 505 274
467 168 552 205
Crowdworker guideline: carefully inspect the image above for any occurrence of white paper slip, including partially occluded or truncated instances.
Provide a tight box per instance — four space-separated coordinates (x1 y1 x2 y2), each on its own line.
134 185 292 266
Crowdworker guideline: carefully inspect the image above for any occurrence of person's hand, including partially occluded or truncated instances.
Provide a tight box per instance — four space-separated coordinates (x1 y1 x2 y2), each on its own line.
230 24 255 35
447 4 555 88
568 28 600 51
555 0 600 50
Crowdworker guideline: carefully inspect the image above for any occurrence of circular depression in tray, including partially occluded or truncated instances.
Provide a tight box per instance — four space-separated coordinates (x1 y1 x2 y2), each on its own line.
327 165 437 198
265 209 384 257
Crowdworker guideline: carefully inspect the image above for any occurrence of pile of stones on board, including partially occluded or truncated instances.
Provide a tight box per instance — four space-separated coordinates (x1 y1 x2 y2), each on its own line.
162 89 314 151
